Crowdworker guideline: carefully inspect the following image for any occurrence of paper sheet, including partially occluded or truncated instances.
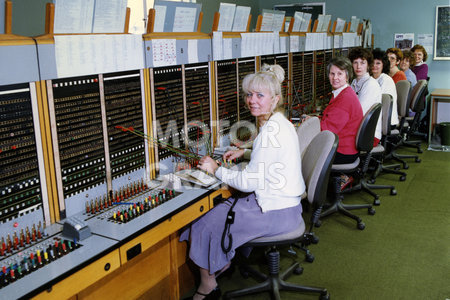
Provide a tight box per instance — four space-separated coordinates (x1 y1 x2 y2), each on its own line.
218 2 236 32
213 31 224 60
188 40 198 64
223 38 233 59
54 0 94 33
292 12 304 32
93 0 127 33
153 5 167 32
300 13 311 32
173 6 197 32
232 6 251 32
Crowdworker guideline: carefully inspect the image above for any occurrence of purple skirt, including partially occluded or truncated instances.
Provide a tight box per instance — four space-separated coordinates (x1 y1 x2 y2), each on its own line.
179 192 304 274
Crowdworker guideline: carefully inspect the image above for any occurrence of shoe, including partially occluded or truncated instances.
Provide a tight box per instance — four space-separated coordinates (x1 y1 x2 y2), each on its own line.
340 175 353 191
183 286 221 300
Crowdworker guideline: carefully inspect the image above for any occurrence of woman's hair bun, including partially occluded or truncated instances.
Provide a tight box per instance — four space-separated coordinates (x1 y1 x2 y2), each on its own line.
261 63 284 84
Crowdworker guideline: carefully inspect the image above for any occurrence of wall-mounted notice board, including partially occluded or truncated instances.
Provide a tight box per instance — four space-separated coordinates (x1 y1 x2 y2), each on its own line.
434 5 450 60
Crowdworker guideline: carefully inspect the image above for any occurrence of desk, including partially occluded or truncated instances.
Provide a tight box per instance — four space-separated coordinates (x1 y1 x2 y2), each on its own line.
428 89 450 151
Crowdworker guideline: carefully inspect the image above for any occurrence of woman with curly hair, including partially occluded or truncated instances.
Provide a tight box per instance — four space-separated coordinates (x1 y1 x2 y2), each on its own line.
411 44 428 80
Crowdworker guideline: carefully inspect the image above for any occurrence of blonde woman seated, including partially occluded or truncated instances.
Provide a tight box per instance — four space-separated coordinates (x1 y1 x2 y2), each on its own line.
180 64 305 300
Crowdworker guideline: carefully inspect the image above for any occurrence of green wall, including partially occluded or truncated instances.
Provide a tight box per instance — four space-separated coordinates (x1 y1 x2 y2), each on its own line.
11 0 47 37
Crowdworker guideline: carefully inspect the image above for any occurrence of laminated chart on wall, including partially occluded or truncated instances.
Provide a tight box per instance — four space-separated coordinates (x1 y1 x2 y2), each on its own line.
0 83 45 223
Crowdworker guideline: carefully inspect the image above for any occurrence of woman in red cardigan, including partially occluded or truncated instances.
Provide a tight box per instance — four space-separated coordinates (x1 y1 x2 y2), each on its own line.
321 56 364 164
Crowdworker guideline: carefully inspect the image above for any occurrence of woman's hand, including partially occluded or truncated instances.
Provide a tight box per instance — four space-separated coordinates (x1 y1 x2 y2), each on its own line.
197 156 219 175
223 149 245 161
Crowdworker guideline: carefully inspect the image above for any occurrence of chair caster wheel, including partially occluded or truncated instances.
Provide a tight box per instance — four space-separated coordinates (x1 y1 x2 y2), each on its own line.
311 235 319 244
368 208 376 215
293 266 303 275
305 253 315 263
320 292 330 300
390 189 397 195
415 158 421 163
403 164 409 169
373 198 380 206
314 220 322 227
357 222 366 230
400 175 406 181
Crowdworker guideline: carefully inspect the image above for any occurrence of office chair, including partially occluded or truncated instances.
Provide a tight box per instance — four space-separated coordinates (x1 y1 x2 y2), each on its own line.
223 130 337 300
402 79 429 152
319 103 381 230
294 116 321 262
367 94 403 202
387 80 427 169
297 116 321 158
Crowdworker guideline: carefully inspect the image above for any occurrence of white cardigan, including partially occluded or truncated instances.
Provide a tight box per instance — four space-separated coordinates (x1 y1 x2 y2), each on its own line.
375 73 399 126
215 112 305 212
351 73 382 140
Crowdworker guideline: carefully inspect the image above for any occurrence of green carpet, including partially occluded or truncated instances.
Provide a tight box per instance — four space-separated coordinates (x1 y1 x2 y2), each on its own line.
217 147 450 299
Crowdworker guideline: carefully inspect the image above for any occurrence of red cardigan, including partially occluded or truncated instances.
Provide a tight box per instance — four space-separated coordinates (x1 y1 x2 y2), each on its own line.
321 86 363 155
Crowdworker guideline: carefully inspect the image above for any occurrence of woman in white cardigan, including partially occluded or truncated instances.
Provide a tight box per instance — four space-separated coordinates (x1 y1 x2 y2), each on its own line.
349 47 382 145
180 64 305 300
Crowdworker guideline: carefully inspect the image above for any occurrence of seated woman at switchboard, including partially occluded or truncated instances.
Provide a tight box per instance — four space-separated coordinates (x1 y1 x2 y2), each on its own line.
304 56 363 165
411 44 428 81
349 47 382 145
399 50 418 88
386 47 407 83
180 64 305 300
372 48 400 126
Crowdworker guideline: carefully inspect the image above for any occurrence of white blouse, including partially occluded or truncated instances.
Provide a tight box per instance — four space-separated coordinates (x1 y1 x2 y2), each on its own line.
351 73 382 140
215 112 305 212
375 73 399 125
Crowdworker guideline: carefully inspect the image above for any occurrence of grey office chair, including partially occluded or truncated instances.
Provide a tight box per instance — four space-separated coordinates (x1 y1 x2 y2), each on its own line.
320 103 381 230
297 116 321 158
370 93 407 183
367 94 402 203
388 80 427 169
223 130 337 300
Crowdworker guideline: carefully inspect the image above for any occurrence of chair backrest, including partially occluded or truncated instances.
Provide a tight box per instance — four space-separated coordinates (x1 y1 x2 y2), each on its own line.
302 130 338 208
355 103 382 152
395 80 411 117
381 94 393 136
296 116 321 158
409 79 428 113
